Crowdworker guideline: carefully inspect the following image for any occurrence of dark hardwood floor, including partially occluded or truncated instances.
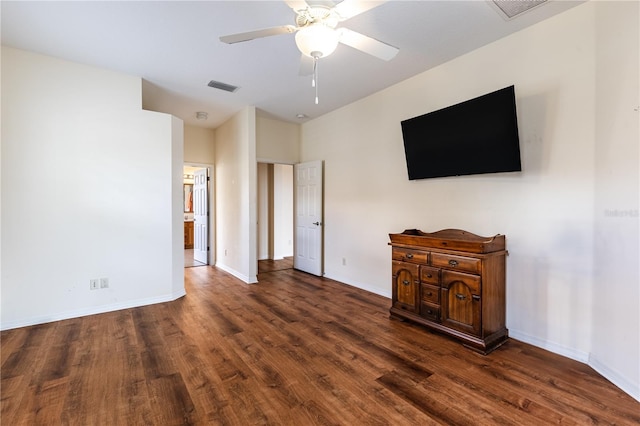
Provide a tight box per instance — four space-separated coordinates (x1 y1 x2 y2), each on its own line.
2 266 638 425
257 257 293 273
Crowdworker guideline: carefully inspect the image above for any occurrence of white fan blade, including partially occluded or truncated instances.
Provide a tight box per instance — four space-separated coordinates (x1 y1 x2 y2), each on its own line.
220 25 297 44
299 54 314 76
284 0 309 13
338 27 398 61
334 0 387 21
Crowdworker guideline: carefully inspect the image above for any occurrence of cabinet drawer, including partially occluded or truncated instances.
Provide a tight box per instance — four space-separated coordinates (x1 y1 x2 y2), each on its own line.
421 284 440 304
420 302 440 322
420 266 440 284
442 270 481 294
431 252 481 274
392 248 428 264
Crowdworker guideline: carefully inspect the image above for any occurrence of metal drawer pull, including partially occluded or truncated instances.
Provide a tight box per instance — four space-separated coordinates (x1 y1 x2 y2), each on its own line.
426 273 433 278
455 293 466 300
426 291 432 296
406 253 413 259
472 295 481 301
449 260 459 267
402 280 410 286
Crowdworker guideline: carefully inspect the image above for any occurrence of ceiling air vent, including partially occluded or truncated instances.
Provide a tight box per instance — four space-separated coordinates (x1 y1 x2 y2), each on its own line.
491 0 547 20
207 80 239 93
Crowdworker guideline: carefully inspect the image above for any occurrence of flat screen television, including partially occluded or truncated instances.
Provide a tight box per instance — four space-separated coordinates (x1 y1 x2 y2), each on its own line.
400 85 521 180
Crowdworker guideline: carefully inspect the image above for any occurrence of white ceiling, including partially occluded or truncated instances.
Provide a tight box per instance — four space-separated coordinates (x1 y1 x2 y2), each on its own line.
1 1 583 128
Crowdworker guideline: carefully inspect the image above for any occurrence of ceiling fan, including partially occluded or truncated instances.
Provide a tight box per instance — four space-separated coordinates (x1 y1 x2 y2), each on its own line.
219 0 399 104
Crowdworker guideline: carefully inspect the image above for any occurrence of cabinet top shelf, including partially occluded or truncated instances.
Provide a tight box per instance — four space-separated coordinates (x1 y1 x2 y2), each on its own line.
389 229 505 253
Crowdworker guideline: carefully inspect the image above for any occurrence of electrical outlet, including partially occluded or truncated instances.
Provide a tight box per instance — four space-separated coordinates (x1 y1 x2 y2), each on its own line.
100 278 109 289
90 279 99 290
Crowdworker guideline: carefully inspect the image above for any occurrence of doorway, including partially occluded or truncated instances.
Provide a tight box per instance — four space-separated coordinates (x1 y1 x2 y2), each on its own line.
184 165 210 268
257 163 294 274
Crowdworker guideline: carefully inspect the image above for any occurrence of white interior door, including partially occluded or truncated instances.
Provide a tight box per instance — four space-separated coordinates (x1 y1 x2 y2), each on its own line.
294 160 323 276
193 168 208 264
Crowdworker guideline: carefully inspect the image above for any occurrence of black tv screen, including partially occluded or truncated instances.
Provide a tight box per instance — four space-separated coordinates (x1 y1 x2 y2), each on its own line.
401 85 521 180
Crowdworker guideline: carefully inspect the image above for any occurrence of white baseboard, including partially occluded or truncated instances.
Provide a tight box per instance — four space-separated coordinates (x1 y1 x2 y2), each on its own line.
323 273 391 298
215 263 258 284
507 329 590 363
589 354 640 402
0 289 186 331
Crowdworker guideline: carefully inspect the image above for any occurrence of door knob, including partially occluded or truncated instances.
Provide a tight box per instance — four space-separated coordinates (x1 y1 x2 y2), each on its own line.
313 222 321 226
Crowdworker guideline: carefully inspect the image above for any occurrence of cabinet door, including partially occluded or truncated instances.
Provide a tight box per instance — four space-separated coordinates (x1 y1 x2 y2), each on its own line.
184 222 194 249
392 261 419 313
441 270 481 336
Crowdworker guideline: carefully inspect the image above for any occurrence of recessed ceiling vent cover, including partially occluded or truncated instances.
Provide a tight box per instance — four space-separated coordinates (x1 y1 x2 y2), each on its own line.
207 80 239 93
491 0 547 20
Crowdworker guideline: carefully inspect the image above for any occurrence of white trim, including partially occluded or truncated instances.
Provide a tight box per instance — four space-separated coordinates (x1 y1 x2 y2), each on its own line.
183 162 215 266
589 354 640 402
256 157 296 165
323 273 391 299
507 329 590 363
215 263 258 284
0 290 186 331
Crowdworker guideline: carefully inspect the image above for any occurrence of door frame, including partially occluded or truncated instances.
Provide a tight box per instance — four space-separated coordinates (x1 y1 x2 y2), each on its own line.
183 162 214 265
256 162 295 270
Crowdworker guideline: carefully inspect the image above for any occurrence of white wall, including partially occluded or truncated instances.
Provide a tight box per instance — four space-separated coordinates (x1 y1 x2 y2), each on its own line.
171 116 186 294
215 106 258 283
256 112 300 164
591 1 639 401
300 2 639 400
1 47 185 329
184 125 215 164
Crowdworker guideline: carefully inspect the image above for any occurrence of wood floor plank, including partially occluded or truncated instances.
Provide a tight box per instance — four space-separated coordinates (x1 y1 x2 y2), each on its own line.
146 372 197 425
2 263 639 425
0 374 28 425
2 324 56 380
0 328 27 365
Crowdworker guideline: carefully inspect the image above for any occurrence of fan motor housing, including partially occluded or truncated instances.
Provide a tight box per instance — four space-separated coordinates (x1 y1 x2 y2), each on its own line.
296 6 338 28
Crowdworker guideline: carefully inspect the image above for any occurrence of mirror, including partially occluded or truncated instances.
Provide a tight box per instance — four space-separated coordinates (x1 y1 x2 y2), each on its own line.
184 184 193 213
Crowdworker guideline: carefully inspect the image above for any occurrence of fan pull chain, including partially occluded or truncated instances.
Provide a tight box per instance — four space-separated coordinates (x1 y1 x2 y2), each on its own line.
313 56 319 105
312 56 317 88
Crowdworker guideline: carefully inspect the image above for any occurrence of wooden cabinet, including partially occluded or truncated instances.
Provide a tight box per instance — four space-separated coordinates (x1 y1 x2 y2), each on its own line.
184 221 194 249
389 229 508 354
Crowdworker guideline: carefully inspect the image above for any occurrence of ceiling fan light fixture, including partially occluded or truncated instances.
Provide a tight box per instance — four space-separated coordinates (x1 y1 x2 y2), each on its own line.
295 24 339 58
